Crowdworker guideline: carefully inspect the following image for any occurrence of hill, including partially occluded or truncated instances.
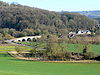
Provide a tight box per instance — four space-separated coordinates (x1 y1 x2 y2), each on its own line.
70 10 100 20
0 1 98 40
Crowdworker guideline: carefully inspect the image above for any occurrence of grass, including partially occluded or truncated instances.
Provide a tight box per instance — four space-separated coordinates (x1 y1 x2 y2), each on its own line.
0 46 15 51
67 44 100 54
18 42 46 48
92 44 100 55
0 54 100 75
0 46 32 52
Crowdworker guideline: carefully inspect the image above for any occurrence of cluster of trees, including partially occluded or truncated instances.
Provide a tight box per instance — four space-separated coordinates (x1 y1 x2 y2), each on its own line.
0 28 41 40
0 1 99 40
59 35 100 45
15 35 96 61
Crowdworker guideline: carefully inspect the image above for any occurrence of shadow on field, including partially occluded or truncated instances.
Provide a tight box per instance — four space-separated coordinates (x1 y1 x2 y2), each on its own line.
10 58 39 62
10 58 29 61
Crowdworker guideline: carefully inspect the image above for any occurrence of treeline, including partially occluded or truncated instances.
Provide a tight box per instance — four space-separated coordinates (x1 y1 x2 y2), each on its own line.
0 1 99 40
0 28 41 40
15 35 97 61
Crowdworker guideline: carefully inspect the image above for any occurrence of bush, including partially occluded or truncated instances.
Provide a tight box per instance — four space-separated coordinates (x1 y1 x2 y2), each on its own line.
84 52 96 59
65 52 72 60
15 46 25 54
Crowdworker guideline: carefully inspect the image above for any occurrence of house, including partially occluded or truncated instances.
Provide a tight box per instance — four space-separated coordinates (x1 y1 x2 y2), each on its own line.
97 24 100 27
68 30 92 38
76 30 91 35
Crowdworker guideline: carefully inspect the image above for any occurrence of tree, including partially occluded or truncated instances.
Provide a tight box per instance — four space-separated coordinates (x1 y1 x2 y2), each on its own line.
0 1 97 37
15 46 26 56
46 35 72 60
82 44 96 59
4 34 14 40
83 44 92 53
46 35 61 60
30 44 38 57
30 43 47 60
84 52 96 59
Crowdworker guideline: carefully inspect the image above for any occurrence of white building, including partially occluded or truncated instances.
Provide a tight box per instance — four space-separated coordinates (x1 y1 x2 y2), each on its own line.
68 30 92 38
76 30 91 35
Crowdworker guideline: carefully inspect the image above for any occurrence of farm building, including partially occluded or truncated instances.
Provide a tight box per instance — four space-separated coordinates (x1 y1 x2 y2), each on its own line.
76 30 91 35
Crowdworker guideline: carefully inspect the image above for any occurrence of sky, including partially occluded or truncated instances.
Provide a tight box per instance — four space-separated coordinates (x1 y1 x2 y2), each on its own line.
0 0 100 11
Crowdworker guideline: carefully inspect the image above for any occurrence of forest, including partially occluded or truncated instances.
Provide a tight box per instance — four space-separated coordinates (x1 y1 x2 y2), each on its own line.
0 1 99 40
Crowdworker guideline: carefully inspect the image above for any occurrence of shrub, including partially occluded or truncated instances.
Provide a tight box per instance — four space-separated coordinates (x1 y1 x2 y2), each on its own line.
84 52 96 59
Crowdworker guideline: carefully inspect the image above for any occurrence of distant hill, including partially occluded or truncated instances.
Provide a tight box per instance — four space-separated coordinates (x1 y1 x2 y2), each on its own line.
71 10 100 20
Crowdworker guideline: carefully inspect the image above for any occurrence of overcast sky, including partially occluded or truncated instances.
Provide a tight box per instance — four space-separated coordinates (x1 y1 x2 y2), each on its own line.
0 0 100 11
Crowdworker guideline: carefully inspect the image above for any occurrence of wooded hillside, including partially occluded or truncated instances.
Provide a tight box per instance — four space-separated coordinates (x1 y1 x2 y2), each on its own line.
0 1 98 40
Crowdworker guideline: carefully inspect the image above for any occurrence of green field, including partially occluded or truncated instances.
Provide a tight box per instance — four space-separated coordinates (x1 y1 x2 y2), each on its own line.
0 46 15 51
18 42 46 48
67 44 100 54
0 46 32 52
0 54 100 75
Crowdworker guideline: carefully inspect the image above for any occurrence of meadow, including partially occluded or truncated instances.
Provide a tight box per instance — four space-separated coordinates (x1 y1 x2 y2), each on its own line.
0 54 100 75
0 46 32 52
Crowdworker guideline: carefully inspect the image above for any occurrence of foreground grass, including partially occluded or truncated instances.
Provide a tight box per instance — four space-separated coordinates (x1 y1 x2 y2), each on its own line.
0 54 100 75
